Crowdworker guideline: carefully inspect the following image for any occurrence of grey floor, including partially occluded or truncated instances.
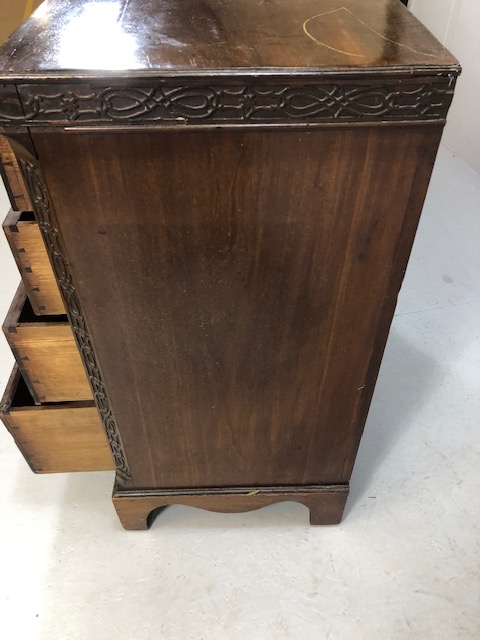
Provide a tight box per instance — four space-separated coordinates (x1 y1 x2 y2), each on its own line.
0 145 479 639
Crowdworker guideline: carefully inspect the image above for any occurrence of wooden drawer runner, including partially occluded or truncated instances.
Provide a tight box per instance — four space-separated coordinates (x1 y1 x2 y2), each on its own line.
3 282 93 403
1 367 114 473
3 208 65 315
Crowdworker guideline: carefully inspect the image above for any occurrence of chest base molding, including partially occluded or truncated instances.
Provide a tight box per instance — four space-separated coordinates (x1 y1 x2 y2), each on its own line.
112 483 349 530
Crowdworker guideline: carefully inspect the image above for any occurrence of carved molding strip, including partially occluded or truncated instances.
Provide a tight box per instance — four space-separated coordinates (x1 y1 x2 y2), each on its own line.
0 80 456 126
17 155 131 483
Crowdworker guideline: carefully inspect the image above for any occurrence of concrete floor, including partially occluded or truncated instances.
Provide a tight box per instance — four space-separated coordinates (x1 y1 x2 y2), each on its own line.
0 145 479 639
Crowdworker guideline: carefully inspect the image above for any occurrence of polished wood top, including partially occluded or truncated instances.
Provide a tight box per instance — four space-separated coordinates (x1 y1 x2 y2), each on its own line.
0 0 459 79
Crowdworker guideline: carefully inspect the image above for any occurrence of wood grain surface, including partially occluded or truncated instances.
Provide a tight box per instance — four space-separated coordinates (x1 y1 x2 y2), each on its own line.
3 209 65 315
0 136 32 210
0 0 458 526
113 485 349 530
32 124 442 490
1 367 113 473
0 0 457 77
3 283 92 403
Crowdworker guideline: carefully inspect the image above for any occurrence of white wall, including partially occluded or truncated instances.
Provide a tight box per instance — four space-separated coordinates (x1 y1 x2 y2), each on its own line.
409 0 480 174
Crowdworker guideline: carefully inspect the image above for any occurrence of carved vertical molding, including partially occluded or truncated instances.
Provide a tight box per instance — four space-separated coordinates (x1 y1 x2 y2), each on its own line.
10 142 131 484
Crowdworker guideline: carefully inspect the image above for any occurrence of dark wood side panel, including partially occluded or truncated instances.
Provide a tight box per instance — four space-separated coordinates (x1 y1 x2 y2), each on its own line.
32 126 442 489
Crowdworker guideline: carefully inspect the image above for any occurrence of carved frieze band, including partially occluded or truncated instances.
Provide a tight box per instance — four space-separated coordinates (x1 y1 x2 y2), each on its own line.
0 79 455 126
17 154 131 483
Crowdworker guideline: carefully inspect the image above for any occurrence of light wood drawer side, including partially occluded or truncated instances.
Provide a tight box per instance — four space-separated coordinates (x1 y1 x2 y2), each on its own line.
1 367 114 473
0 136 32 211
3 208 65 315
3 282 92 403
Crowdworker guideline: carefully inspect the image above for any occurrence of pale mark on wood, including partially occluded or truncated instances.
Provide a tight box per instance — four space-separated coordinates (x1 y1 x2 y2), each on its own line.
303 8 365 58
303 7 437 59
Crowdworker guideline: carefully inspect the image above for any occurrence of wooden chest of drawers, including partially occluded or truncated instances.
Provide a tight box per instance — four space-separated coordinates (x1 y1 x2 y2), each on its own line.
0 0 459 529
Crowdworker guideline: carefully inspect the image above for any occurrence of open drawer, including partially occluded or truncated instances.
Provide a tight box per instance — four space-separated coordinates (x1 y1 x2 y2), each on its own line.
3 282 92 403
3 208 65 315
1 366 114 473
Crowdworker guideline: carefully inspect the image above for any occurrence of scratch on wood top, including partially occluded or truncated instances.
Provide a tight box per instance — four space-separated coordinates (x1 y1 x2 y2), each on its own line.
303 9 364 58
303 7 438 59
